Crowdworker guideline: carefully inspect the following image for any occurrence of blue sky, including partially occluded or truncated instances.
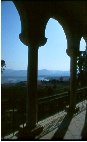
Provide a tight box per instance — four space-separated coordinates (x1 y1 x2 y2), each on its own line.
1 1 86 71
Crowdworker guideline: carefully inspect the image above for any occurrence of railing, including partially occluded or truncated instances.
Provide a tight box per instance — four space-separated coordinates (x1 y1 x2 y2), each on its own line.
38 86 87 120
1 85 26 139
1 86 87 139
38 91 69 120
1 102 26 139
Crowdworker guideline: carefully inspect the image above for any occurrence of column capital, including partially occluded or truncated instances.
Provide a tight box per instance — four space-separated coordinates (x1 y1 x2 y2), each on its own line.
66 34 81 57
66 48 79 57
19 32 47 47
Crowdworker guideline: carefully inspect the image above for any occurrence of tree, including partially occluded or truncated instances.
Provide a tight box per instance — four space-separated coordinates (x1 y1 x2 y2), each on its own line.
1 60 6 73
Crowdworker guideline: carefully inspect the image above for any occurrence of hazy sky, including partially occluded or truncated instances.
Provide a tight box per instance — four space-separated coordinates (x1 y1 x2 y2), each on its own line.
1 1 86 71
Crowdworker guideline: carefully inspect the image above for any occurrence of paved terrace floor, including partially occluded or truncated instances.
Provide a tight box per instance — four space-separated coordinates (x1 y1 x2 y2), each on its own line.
2 100 87 140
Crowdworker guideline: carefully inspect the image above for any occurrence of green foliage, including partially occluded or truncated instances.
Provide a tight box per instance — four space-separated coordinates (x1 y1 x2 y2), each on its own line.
1 60 6 73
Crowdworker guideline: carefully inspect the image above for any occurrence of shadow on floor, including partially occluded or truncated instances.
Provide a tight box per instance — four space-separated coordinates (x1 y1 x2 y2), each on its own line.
81 104 87 140
52 111 74 140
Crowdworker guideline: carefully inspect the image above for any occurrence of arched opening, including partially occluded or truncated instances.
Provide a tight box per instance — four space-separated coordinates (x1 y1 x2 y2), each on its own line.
77 37 86 74
77 37 87 87
38 18 70 118
38 18 70 71
1 1 27 138
80 37 86 51
1 1 28 73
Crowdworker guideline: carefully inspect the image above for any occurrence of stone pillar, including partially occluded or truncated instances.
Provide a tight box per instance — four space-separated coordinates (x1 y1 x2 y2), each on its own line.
69 51 77 111
66 36 80 113
26 45 38 130
19 29 47 138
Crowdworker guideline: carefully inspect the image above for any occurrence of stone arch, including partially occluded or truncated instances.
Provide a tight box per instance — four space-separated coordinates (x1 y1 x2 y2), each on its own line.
12 1 81 129
13 1 80 49
80 37 86 51
3 1 87 135
45 17 67 40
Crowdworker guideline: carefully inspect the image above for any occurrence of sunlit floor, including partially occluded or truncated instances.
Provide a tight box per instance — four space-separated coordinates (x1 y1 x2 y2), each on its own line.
2 100 87 140
37 100 87 140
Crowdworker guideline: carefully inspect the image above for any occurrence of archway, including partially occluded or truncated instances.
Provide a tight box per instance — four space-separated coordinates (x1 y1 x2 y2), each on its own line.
38 18 70 71
77 37 87 87
80 37 86 51
1 1 28 138
2 1 86 138
38 18 70 118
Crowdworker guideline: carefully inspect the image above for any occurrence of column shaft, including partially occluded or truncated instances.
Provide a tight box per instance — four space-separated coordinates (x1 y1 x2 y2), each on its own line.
26 46 38 130
66 35 80 112
70 54 77 111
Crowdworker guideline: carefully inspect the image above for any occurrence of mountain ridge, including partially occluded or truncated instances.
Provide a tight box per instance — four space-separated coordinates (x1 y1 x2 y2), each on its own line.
2 69 70 77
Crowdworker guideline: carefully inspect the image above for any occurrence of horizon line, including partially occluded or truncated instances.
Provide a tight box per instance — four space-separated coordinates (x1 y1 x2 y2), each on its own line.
5 68 70 71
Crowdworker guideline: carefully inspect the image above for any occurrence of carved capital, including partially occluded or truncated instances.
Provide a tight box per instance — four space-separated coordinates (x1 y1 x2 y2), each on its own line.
19 32 47 47
66 48 79 57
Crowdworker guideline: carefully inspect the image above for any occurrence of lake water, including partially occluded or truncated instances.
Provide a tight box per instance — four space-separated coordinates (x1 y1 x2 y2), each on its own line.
1 76 46 84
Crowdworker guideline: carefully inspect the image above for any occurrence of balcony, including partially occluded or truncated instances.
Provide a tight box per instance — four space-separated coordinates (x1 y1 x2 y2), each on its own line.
1 86 87 140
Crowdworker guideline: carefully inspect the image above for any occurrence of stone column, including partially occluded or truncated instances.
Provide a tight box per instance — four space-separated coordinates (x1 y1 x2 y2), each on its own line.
19 30 47 138
66 36 80 113
26 45 38 130
69 51 77 111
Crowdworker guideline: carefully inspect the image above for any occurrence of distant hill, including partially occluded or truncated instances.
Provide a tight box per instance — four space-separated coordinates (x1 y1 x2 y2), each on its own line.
38 69 70 76
2 69 70 77
2 69 27 77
